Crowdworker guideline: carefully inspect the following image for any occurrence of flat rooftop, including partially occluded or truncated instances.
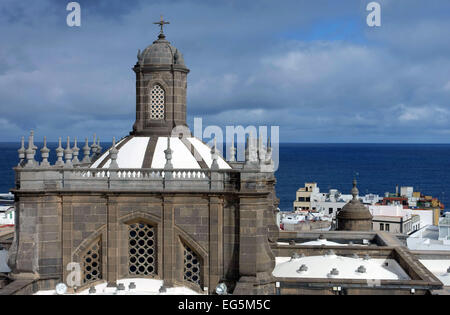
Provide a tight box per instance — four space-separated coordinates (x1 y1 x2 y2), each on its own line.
34 278 200 295
273 254 410 280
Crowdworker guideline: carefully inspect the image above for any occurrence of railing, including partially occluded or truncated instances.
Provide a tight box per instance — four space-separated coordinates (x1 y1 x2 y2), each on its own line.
58 168 209 180
72 169 110 178
14 167 238 192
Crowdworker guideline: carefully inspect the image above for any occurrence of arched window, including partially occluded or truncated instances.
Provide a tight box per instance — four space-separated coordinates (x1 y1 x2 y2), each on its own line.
150 85 165 120
128 222 157 276
183 244 201 287
82 238 102 285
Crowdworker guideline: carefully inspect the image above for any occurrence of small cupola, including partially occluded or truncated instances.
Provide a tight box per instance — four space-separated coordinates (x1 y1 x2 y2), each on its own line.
336 179 373 231
132 16 190 137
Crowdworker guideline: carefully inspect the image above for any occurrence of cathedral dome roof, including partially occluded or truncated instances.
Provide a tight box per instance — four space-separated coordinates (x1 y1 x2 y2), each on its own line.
337 199 373 220
337 180 373 220
90 136 231 170
138 36 185 66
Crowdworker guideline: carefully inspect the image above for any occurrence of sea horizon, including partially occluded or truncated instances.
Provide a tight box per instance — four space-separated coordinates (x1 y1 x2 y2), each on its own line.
0 142 448 213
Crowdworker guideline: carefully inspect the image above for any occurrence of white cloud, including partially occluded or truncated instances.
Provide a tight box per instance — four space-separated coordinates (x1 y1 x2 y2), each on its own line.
396 104 449 123
1 0 450 143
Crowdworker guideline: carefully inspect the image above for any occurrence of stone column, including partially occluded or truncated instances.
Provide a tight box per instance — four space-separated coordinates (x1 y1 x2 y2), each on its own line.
208 196 223 293
162 195 175 286
233 194 276 295
62 196 73 289
233 168 277 295
8 196 39 279
106 196 119 287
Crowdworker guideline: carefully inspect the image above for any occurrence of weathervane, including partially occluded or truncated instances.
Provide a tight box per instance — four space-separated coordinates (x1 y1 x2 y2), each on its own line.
154 15 170 38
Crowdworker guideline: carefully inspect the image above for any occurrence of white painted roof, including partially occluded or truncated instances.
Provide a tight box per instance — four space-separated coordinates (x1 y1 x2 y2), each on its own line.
151 137 200 169
407 225 450 251
91 136 231 170
0 206 13 212
419 260 450 286
299 239 348 246
273 255 410 280
187 137 230 169
34 278 200 295
0 249 11 273
277 238 349 246
90 137 128 168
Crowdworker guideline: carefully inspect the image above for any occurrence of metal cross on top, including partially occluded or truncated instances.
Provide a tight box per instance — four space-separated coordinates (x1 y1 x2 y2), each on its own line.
154 15 170 35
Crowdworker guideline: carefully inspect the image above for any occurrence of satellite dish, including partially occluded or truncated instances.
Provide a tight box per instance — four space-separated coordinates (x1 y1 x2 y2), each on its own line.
215 283 227 295
55 283 68 295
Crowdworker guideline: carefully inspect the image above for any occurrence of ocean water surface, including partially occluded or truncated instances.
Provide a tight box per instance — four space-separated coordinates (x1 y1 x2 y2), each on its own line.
1 143 449 213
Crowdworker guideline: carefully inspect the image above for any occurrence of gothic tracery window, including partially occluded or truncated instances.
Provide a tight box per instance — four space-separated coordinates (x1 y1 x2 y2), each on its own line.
183 244 201 287
150 85 165 120
82 238 102 285
128 222 157 276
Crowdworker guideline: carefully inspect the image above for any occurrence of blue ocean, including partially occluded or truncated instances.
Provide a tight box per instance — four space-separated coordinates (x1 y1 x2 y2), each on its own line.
1 142 449 213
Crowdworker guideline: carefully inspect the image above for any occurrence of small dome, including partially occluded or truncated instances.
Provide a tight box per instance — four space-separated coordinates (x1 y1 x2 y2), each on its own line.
90 136 231 170
336 179 373 231
138 36 185 66
337 199 373 220
337 179 372 220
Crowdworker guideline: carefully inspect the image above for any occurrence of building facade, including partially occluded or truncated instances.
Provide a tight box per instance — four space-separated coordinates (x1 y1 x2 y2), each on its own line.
7 26 280 295
293 183 318 211
1 22 447 297
369 205 421 235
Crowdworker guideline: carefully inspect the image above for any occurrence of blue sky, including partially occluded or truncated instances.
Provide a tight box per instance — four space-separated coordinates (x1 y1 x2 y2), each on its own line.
0 0 449 143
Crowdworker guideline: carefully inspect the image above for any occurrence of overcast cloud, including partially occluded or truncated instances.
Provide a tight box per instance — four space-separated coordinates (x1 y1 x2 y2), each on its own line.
0 0 449 143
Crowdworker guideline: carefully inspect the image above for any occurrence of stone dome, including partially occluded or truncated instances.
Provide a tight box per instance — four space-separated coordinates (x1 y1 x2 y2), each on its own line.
337 201 372 220
138 35 185 66
90 136 231 170
336 180 373 231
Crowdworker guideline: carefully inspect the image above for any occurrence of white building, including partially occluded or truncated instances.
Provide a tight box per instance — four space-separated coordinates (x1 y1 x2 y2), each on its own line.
439 213 450 241
407 214 450 251
312 189 382 219
369 205 421 234
0 206 14 226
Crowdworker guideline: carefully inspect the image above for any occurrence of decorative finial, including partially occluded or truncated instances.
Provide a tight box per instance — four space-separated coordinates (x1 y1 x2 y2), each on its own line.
164 137 173 170
352 178 359 201
40 136 50 167
97 137 102 154
18 136 25 167
109 137 119 169
82 137 91 164
72 137 80 165
90 134 98 159
25 131 37 168
229 136 236 162
245 132 258 164
64 136 73 168
30 130 37 153
265 136 273 164
55 137 64 166
245 133 250 162
91 134 97 149
257 134 266 163
153 15 170 39
211 137 219 170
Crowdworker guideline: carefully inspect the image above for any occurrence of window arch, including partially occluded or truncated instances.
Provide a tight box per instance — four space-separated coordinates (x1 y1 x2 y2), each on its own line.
128 222 157 276
150 85 165 120
82 238 102 285
183 244 201 287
